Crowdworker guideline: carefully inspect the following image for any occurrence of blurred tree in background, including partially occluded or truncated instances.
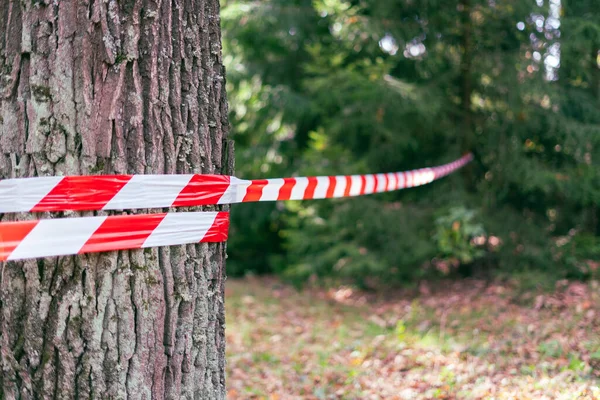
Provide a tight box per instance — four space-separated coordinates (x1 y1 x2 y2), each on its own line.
222 0 600 287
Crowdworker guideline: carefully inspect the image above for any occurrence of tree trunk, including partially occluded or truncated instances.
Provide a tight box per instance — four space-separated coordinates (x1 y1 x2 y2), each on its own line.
0 0 232 398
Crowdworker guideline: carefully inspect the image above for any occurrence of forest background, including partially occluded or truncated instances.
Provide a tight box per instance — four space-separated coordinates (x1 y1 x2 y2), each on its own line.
221 0 600 289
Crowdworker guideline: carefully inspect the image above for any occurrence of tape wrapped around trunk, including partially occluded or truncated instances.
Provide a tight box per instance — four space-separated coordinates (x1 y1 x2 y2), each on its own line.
0 211 229 261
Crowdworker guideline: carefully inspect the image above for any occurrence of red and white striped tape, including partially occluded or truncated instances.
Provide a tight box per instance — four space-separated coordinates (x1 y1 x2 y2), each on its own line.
0 211 228 261
0 154 472 213
0 154 471 261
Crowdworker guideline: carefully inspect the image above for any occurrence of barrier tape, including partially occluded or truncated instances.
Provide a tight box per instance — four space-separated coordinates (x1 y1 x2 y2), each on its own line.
0 211 229 261
0 154 472 213
0 154 471 261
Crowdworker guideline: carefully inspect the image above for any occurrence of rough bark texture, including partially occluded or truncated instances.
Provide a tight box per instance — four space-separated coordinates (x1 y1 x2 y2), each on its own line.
0 0 232 398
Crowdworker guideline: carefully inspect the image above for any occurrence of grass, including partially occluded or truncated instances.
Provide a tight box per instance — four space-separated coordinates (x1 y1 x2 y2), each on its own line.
225 277 600 399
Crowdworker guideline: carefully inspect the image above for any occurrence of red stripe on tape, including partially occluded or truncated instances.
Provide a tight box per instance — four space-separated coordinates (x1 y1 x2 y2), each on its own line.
243 180 268 202
372 175 380 193
359 176 367 196
205 211 230 242
0 220 39 261
326 176 337 198
304 177 318 199
277 178 296 201
344 176 352 197
172 175 231 207
79 213 166 254
31 176 132 212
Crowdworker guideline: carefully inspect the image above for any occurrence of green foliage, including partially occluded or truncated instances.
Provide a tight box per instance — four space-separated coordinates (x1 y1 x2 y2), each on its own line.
434 207 486 265
282 198 438 287
556 233 600 280
222 0 600 285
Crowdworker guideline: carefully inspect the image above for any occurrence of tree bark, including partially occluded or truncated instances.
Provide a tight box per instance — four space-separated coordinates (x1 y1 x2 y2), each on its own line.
0 0 232 398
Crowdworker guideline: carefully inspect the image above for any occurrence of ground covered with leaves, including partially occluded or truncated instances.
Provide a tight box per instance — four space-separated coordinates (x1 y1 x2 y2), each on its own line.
225 277 600 399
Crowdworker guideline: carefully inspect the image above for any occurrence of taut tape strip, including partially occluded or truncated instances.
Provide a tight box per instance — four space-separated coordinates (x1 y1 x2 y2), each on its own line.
0 154 473 213
0 211 229 261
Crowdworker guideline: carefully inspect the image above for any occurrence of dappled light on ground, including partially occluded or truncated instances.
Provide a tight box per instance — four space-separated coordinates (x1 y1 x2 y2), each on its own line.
226 277 600 399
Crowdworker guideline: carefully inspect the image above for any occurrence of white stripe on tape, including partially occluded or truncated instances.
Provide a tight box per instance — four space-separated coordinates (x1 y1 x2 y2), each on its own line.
289 177 310 200
333 176 347 198
103 175 194 210
8 216 107 260
260 178 285 201
0 176 64 213
142 212 217 248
